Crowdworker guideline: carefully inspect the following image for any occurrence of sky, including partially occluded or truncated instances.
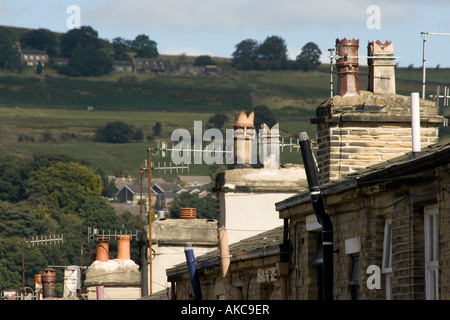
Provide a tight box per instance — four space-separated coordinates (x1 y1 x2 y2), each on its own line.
1 0 450 67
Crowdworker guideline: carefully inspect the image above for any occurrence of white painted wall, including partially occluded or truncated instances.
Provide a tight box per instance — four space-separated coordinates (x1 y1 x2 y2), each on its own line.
220 192 298 245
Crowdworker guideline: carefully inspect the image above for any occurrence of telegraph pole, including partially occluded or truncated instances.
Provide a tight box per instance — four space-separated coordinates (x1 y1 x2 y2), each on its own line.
148 148 153 295
139 166 148 297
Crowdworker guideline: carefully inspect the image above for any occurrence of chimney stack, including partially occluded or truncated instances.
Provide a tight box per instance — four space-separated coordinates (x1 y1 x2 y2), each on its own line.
233 111 256 168
368 40 396 94
335 38 360 96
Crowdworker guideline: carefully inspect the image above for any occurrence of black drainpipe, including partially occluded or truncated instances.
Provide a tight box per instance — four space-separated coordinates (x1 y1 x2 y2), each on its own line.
299 132 334 300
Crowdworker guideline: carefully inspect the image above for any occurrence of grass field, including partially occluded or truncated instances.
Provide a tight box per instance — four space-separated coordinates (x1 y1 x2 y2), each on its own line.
0 106 315 178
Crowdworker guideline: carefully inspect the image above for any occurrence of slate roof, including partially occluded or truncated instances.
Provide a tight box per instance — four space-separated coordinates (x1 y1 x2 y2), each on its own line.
166 225 283 279
276 138 450 211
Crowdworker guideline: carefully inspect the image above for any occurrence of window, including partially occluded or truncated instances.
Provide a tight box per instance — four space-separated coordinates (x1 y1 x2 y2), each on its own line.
382 219 393 300
424 206 439 300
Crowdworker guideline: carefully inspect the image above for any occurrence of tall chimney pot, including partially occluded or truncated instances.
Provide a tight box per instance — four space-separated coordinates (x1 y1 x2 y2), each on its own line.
368 40 396 94
116 235 131 260
336 38 360 96
95 236 109 262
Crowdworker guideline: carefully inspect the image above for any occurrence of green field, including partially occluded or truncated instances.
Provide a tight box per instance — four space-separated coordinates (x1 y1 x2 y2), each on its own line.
0 106 315 178
1 66 449 178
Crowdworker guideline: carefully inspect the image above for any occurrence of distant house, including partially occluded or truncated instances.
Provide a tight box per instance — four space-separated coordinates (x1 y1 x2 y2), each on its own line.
177 175 212 188
20 49 49 67
113 60 133 73
132 58 175 74
115 179 182 208
178 66 205 75
115 184 156 204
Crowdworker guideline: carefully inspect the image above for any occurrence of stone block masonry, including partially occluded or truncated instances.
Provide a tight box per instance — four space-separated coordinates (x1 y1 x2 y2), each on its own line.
313 91 442 183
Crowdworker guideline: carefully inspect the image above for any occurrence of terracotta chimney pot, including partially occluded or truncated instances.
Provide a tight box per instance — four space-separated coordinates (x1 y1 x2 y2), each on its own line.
95 236 109 262
116 235 131 260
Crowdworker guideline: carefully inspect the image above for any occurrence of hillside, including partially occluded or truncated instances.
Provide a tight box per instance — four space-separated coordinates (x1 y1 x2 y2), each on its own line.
1 58 450 178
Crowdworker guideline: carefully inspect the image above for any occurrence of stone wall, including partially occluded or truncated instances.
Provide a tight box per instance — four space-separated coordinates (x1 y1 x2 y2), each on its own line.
314 91 442 183
281 164 450 300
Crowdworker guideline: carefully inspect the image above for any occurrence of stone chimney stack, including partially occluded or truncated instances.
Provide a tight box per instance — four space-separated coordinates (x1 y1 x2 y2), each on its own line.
233 111 256 168
313 39 443 184
336 38 360 96
368 40 396 94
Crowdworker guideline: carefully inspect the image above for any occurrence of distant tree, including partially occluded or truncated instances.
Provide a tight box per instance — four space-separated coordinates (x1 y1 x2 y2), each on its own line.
249 105 277 129
292 57 311 71
131 34 158 58
0 27 21 71
36 61 43 74
112 37 132 61
0 155 31 202
60 26 100 58
95 121 133 143
168 192 218 220
79 197 120 230
256 35 288 70
177 53 188 66
20 28 59 57
232 39 259 70
95 121 143 143
194 55 215 66
206 112 228 130
153 122 162 136
28 161 103 215
297 42 322 69
60 43 112 77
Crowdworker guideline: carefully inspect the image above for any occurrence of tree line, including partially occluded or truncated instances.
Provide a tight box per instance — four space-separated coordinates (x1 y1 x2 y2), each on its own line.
231 36 322 71
0 26 322 77
0 154 140 294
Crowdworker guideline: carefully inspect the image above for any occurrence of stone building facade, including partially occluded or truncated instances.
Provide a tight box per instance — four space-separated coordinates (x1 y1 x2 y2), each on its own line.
276 139 450 300
166 226 285 300
162 38 449 301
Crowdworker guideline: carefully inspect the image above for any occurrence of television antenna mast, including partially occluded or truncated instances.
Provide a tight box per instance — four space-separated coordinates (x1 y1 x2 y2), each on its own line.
421 31 450 99
21 234 64 299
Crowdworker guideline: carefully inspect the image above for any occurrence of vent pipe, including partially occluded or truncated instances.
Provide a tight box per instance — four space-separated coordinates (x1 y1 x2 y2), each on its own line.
299 132 334 300
218 227 243 300
411 92 421 154
184 243 202 300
